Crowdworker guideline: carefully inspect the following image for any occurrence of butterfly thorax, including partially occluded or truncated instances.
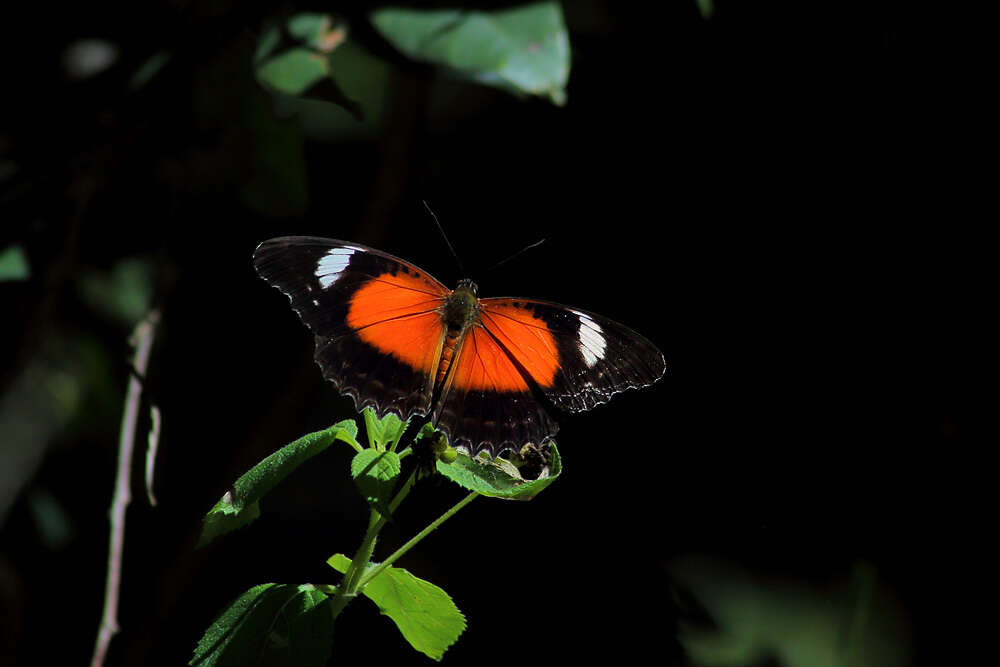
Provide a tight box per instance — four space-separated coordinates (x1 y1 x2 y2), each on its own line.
442 279 479 330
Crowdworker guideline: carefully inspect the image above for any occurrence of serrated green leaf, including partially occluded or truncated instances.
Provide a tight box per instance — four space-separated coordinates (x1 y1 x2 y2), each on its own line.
362 407 408 450
257 48 329 95
436 442 561 500
282 586 334 665
365 566 466 660
190 583 331 667
328 556 464 661
199 421 359 547
371 2 570 104
351 449 401 482
351 449 401 514
0 244 29 281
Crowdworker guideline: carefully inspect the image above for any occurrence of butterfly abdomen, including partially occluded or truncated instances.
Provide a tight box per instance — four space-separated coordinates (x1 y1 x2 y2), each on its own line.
436 329 462 386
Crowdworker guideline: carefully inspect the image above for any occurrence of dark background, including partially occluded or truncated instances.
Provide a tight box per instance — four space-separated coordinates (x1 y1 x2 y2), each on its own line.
1 1 979 665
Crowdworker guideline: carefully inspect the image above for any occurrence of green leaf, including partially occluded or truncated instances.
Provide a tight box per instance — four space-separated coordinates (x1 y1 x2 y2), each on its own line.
411 422 439 446
78 257 152 326
129 50 170 90
198 421 359 547
670 559 911 667
190 583 331 667
254 25 282 64
362 407 408 450
436 442 561 500
351 449 401 514
326 555 465 661
257 48 329 95
0 244 29 281
371 2 570 104
326 553 352 574
287 13 347 53
327 552 378 581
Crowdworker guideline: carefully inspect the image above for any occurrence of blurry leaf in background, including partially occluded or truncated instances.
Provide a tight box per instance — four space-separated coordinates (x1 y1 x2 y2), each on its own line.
130 50 171 90
278 40 389 140
62 39 119 81
241 92 310 217
287 13 348 53
78 256 153 327
0 245 30 281
669 557 911 667
26 488 74 550
0 333 118 525
256 14 361 118
696 0 715 20
371 2 570 105
189 35 310 217
258 49 330 96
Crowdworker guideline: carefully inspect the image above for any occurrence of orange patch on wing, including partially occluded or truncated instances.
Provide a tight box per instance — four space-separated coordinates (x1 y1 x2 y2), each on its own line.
479 305 559 388
347 273 446 373
449 326 531 392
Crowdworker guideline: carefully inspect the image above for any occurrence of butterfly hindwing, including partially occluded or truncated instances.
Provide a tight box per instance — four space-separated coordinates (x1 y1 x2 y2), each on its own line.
478 298 668 413
253 237 450 419
433 324 559 456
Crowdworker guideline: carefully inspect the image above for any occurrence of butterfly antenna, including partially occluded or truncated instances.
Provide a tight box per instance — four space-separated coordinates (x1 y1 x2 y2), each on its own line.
483 237 548 276
423 200 465 276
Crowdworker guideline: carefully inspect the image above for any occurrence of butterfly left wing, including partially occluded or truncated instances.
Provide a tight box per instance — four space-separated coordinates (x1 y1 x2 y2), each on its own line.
477 298 667 413
253 237 450 420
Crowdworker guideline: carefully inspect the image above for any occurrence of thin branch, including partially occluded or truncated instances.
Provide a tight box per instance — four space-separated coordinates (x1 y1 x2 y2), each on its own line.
357 491 478 590
90 309 160 667
144 404 162 507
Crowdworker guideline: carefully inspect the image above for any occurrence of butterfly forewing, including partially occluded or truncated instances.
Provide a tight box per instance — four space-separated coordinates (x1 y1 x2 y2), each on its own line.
253 237 450 420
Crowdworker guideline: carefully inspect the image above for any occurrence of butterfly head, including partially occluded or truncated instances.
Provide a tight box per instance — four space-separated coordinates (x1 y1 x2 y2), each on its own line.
455 278 478 296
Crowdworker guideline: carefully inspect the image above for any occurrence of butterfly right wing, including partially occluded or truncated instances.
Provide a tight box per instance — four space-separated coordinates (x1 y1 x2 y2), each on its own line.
253 237 450 420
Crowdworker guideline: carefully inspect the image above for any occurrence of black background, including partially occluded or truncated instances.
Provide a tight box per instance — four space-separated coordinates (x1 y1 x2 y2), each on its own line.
0 1 980 665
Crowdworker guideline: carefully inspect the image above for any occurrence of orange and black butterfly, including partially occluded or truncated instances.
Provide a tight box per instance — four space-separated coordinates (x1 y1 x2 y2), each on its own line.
253 237 667 456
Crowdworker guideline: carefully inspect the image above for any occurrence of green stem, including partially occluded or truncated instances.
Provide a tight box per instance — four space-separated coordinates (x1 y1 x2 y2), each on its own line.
333 468 419 601
357 491 479 589
341 510 381 594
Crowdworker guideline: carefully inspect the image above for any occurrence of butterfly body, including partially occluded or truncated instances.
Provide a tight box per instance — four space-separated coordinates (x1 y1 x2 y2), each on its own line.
254 237 667 456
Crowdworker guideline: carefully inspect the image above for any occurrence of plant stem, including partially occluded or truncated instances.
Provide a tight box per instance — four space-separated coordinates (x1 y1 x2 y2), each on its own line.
357 491 478 589
332 468 419 605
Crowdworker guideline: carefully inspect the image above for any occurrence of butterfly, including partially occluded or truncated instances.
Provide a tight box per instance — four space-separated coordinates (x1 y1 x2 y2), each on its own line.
253 237 667 456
